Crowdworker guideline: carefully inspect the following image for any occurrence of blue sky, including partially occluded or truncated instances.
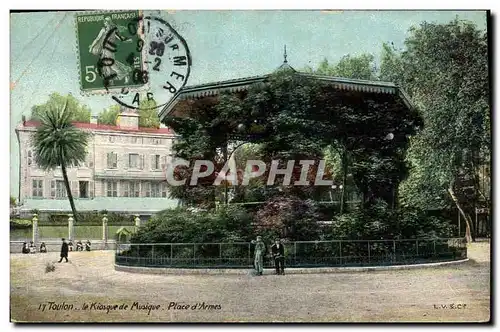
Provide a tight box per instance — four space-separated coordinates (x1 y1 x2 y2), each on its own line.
9 10 487 197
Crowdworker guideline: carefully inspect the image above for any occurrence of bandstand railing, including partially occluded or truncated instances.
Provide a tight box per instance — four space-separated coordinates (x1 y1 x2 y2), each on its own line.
114 238 467 269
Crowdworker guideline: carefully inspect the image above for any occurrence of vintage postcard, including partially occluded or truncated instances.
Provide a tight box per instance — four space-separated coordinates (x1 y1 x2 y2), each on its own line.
9 9 491 323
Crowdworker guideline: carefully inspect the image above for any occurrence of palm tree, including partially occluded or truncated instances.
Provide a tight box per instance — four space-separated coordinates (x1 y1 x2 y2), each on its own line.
32 101 89 222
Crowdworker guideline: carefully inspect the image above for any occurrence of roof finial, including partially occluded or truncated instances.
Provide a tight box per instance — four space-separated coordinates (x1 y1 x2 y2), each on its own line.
283 45 288 63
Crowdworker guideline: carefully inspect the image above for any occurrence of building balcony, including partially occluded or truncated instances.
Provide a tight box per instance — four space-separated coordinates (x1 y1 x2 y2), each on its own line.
94 169 165 181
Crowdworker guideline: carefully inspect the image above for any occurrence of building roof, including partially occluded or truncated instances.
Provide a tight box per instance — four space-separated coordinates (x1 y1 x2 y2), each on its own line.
159 69 415 120
20 197 180 214
18 120 174 135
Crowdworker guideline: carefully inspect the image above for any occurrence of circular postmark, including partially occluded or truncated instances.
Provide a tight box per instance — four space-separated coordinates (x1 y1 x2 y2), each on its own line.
94 11 191 111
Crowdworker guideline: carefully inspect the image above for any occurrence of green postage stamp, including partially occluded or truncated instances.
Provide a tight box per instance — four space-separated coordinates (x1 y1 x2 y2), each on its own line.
75 11 146 94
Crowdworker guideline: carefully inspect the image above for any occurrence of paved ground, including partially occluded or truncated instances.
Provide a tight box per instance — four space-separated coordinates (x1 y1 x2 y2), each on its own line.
10 242 490 323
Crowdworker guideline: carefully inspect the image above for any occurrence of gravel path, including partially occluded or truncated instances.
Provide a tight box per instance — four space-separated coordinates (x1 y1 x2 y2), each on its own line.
10 242 490 322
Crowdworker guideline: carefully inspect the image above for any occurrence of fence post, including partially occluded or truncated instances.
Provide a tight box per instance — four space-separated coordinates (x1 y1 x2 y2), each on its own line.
367 240 370 264
151 244 155 265
339 241 342 265
248 243 251 266
393 240 396 263
219 243 222 262
193 243 196 266
433 240 436 257
294 242 297 266
415 239 418 257
170 244 173 265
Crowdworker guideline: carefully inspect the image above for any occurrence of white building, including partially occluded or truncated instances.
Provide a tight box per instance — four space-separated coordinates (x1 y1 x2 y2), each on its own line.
15 110 179 219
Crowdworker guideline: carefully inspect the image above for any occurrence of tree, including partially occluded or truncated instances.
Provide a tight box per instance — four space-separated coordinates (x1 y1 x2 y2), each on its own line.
381 19 490 242
304 54 377 80
138 99 160 128
96 98 160 128
10 196 16 207
98 105 120 125
32 100 90 222
31 93 91 123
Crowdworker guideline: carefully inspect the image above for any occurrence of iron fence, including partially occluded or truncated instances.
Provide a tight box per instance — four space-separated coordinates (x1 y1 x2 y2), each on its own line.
115 238 467 269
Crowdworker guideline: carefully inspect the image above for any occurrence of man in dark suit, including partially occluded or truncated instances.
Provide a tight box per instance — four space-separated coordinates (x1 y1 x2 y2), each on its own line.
58 238 69 263
271 238 285 275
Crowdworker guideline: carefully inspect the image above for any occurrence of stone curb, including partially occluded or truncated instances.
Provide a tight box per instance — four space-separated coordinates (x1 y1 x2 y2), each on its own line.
114 258 469 275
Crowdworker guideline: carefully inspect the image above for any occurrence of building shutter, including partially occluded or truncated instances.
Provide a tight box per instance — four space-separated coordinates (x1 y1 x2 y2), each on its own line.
113 153 118 168
123 154 128 169
161 156 166 170
105 152 110 169
121 180 128 197
89 181 94 198
50 180 56 198
71 181 79 198
150 155 155 170
140 155 145 170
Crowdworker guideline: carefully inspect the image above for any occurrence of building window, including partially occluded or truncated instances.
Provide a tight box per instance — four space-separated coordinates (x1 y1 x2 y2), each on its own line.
131 136 138 144
109 136 115 143
79 181 89 198
143 181 151 197
151 155 161 170
129 153 139 168
32 179 43 197
123 181 140 197
106 181 118 197
161 183 167 198
56 180 66 198
107 152 117 169
27 150 32 166
151 182 161 197
131 181 140 197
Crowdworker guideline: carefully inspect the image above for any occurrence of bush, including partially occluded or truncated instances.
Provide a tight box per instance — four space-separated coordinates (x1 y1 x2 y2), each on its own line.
10 219 32 230
130 206 254 244
254 196 322 241
324 200 455 240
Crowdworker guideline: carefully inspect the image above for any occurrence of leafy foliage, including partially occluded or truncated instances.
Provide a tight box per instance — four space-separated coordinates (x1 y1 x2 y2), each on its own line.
304 54 377 80
97 105 120 125
31 93 91 123
97 99 160 128
254 196 322 241
325 200 455 240
130 205 254 243
379 19 489 240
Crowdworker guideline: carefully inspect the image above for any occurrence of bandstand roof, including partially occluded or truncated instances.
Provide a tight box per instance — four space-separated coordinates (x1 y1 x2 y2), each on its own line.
159 55 414 121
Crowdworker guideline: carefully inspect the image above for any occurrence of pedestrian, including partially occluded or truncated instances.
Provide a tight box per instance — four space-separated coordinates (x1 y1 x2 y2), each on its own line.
58 238 69 263
22 242 29 254
39 242 47 253
271 238 285 275
85 240 91 251
29 241 36 254
251 236 266 276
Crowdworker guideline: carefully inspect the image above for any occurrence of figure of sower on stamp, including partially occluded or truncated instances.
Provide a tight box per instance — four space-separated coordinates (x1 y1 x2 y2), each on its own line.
251 236 266 276
89 17 133 85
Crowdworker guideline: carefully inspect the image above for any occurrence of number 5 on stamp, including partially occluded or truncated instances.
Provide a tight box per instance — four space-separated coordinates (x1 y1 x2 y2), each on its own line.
75 11 145 93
